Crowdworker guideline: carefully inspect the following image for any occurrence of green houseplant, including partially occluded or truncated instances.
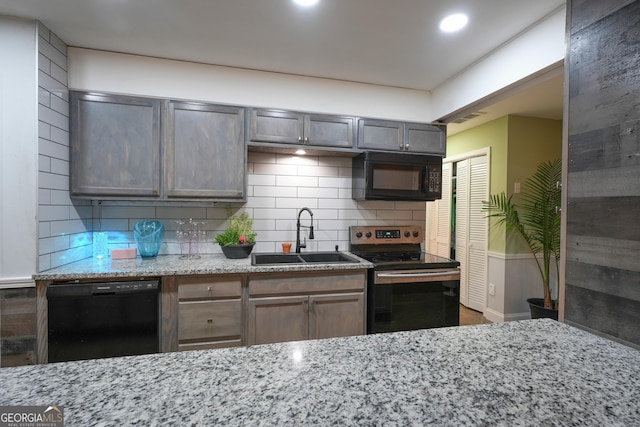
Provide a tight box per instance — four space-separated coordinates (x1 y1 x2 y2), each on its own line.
482 159 561 312
214 211 257 259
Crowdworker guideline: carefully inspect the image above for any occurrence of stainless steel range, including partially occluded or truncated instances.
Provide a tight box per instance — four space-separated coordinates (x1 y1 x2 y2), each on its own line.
349 225 460 334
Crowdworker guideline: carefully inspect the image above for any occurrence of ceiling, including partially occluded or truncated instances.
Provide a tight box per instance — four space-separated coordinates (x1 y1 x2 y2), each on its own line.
0 0 565 133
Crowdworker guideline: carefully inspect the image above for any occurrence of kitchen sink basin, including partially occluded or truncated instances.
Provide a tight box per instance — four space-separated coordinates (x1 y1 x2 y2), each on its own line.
298 252 358 263
251 251 360 265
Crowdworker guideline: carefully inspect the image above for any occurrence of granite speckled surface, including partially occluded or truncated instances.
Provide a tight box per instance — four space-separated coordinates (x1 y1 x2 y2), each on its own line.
1 319 639 426
32 253 373 281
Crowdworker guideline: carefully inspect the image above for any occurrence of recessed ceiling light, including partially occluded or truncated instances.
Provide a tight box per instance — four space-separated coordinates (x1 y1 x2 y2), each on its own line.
293 0 319 6
439 13 468 33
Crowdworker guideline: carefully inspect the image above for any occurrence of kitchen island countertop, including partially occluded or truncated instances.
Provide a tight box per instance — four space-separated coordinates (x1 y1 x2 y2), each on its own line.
32 252 373 281
1 319 639 426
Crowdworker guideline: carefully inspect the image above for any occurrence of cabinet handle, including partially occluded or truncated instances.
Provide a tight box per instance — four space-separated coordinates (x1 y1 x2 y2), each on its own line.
405 143 410 150
298 136 302 143
207 318 213 323
304 137 309 144
207 286 212 293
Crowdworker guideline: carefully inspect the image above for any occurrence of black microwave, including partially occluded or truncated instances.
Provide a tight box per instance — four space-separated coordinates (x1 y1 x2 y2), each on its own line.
352 152 442 201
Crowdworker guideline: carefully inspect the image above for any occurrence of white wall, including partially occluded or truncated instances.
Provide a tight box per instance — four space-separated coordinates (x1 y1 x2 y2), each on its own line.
431 6 566 121
0 16 38 288
68 48 433 123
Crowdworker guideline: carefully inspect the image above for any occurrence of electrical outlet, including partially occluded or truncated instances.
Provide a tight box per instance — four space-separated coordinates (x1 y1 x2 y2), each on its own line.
488 283 496 296
514 182 521 194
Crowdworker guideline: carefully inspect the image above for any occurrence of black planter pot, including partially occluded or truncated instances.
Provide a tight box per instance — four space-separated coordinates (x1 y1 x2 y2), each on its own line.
221 243 255 259
527 298 558 321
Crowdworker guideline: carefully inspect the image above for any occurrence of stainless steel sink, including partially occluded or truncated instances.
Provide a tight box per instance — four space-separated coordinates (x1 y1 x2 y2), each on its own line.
251 251 360 265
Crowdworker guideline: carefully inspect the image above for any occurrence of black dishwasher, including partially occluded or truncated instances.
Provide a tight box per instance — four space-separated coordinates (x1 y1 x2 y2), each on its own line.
47 280 160 363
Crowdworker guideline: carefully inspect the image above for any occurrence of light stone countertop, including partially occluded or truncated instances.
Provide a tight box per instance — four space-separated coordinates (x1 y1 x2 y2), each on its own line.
32 253 373 281
1 319 639 426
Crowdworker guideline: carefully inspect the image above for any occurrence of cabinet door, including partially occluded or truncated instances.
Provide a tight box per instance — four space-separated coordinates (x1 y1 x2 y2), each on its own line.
357 119 404 151
248 109 304 144
309 293 364 340
165 102 246 199
404 122 446 155
70 92 161 198
247 296 308 345
305 114 355 148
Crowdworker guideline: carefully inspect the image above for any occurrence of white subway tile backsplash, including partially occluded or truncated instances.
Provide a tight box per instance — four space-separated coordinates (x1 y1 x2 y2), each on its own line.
247 151 276 164
38 234 70 255
377 210 414 220
276 198 318 209
298 165 339 177
38 38 67 71
276 175 317 187
49 32 67 60
248 174 276 186
254 163 297 176
100 205 156 219
50 219 89 236
318 198 359 210
277 155 317 166
50 158 68 176
253 185 297 198
50 190 72 206
39 139 68 159
297 187 338 199
38 171 69 191
38 71 67 105
39 221 51 239
50 93 69 116
50 63 68 88
38 123 51 140
245 197 277 208
39 205 70 222
38 86 50 106
318 176 351 188
38 104 68 131
39 155 51 173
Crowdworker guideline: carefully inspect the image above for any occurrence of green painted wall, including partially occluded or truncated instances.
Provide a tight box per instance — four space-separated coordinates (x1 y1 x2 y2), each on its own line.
446 115 562 254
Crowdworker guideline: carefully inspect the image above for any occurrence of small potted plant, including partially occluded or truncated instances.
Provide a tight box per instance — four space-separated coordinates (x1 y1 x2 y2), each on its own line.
482 159 561 319
214 211 257 259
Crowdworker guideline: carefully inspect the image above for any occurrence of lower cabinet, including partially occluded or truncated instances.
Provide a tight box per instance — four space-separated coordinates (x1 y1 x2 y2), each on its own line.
246 271 366 345
177 275 243 351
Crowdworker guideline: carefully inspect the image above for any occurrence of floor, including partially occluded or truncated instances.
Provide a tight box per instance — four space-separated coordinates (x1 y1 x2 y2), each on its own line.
459 304 491 326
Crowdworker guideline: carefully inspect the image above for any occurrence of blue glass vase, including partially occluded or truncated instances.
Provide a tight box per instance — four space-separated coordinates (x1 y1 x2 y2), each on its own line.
134 220 165 258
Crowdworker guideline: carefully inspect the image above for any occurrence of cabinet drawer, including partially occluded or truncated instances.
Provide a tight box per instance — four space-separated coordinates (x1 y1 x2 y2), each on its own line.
178 300 241 341
178 276 242 300
178 339 242 352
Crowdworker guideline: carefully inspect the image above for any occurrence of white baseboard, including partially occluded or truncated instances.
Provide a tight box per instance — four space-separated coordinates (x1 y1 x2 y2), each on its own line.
484 307 531 323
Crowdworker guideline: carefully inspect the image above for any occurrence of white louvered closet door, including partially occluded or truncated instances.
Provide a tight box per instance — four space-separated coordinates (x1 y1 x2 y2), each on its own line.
455 155 488 311
455 160 469 307
426 162 452 257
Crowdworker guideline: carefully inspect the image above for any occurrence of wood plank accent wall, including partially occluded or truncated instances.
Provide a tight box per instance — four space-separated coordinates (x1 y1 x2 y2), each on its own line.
565 0 640 347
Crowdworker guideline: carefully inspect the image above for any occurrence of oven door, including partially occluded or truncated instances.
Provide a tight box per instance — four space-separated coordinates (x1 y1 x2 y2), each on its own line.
368 268 460 334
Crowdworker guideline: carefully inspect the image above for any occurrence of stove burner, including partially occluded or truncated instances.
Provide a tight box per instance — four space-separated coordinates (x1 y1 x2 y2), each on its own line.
354 251 422 263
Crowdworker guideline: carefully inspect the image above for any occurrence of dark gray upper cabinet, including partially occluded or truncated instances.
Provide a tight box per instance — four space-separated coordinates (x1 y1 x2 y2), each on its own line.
249 109 355 149
358 119 445 155
165 102 246 200
70 92 161 198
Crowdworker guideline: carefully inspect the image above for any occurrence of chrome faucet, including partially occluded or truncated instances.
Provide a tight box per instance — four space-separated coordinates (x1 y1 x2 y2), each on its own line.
296 207 314 253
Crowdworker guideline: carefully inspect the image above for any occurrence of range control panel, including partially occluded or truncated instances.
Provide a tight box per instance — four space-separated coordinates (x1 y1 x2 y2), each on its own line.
350 226 423 245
